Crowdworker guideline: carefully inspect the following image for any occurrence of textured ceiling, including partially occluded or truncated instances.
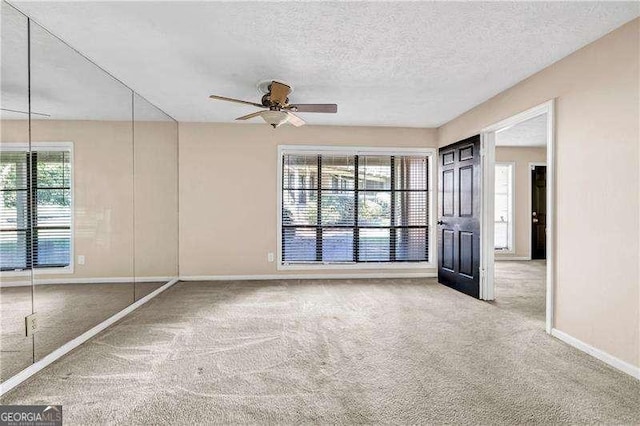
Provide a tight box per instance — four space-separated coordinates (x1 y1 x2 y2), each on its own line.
6 1 640 126
496 114 547 147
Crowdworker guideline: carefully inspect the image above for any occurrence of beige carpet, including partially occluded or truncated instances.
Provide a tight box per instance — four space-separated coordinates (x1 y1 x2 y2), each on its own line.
0 282 165 381
494 260 547 324
1 267 639 424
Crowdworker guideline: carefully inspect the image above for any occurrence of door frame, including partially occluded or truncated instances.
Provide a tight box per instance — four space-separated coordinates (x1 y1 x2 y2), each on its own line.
479 100 555 334
528 161 547 260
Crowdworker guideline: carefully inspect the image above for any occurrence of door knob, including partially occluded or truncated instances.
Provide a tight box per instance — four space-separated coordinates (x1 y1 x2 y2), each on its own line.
437 220 445 225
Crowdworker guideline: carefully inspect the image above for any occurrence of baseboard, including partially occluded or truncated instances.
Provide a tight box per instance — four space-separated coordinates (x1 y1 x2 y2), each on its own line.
495 256 532 261
0 276 173 288
0 277 179 397
180 272 437 281
551 328 640 380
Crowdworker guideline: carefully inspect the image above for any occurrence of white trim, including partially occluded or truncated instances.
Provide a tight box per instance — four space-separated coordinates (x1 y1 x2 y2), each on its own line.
428 152 437 268
0 142 73 152
528 161 547 260
480 99 555 334
279 262 434 270
551 328 640 380
494 256 532 261
278 145 436 156
181 272 436 281
0 276 174 287
2 267 72 277
276 145 437 271
494 161 515 254
0 277 179 396
479 133 496 300
485 102 553 133
0 141 75 277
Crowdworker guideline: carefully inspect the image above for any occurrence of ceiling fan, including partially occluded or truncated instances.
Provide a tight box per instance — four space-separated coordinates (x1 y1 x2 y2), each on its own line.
209 80 337 128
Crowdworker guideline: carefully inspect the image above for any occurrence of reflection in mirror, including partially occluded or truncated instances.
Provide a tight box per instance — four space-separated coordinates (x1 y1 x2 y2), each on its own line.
29 20 135 361
0 2 34 382
133 94 178 300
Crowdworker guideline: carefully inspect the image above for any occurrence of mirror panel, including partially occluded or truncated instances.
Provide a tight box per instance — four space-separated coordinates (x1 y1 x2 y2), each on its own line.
133 94 178 300
29 20 135 361
0 1 178 382
0 2 34 382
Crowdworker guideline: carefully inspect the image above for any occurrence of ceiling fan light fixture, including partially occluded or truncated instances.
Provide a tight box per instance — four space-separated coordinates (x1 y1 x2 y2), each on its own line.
209 80 337 128
261 110 289 128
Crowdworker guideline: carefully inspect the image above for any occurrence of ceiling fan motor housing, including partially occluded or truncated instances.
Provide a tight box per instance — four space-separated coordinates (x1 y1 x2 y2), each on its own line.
261 93 289 108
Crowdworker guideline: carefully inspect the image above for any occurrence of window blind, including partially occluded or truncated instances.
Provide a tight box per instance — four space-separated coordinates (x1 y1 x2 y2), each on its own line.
0 147 71 270
282 153 429 264
0 151 29 269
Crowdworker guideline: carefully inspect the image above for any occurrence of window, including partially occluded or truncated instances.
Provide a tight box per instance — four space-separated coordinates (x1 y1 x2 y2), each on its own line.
280 148 433 266
494 163 513 251
0 144 73 271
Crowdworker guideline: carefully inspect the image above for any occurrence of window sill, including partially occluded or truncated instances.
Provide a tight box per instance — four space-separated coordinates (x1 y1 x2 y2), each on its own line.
0 266 74 278
278 262 435 271
494 249 515 254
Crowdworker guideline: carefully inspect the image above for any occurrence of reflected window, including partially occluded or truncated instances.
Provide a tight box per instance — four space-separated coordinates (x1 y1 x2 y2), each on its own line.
281 150 431 264
1 143 73 270
495 163 513 251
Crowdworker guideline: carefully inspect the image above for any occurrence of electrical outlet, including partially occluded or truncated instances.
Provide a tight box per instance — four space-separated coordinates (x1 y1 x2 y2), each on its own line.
267 252 275 263
25 313 38 337
77 255 85 265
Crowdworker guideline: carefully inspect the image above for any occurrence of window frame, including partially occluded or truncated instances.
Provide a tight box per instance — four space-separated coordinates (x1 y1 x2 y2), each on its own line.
0 141 74 276
494 161 515 253
277 145 436 270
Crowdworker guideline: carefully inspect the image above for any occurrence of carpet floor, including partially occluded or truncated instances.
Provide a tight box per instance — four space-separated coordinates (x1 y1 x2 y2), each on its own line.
1 263 638 424
0 282 166 381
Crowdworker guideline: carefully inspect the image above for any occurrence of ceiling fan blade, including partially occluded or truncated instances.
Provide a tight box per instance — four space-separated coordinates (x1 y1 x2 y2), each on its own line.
269 81 291 106
209 95 264 108
287 104 337 113
286 111 306 127
235 110 266 121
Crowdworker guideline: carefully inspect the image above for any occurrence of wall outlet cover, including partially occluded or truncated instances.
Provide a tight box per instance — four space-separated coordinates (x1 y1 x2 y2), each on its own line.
25 313 37 337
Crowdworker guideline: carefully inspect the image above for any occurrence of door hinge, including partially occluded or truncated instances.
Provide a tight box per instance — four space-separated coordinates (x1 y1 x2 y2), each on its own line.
25 313 38 337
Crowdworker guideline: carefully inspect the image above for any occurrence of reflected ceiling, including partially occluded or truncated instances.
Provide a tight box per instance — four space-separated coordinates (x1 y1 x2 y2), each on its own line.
1 4 172 122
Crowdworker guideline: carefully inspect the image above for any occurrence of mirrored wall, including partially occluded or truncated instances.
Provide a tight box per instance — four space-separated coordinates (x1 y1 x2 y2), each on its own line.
0 0 33 382
0 1 178 381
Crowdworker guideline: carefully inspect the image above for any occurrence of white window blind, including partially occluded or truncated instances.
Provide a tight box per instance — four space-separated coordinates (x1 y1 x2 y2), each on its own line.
0 145 72 270
494 163 513 251
281 151 430 264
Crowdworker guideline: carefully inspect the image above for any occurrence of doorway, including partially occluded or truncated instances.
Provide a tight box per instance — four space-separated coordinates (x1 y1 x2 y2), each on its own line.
479 101 555 333
530 164 547 260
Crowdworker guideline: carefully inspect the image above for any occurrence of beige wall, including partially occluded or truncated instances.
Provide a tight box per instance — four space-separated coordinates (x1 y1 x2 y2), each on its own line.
1 119 178 280
178 123 437 277
438 19 640 367
134 121 178 278
495 146 547 259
